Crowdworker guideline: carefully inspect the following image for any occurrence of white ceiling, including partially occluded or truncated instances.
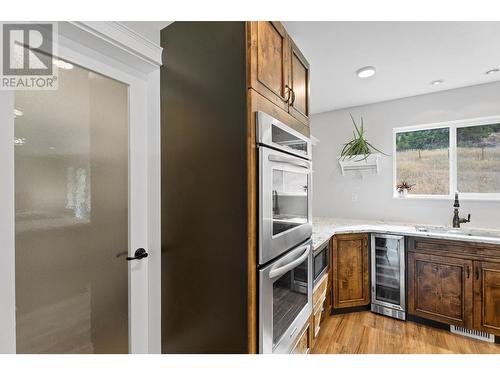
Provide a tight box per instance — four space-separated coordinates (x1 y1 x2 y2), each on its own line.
284 22 500 114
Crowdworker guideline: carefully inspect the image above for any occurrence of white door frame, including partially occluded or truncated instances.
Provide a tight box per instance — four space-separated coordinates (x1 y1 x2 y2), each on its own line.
0 22 162 354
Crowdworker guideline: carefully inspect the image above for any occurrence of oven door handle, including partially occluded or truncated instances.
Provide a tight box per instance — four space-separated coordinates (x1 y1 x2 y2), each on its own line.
269 246 310 279
268 154 310 169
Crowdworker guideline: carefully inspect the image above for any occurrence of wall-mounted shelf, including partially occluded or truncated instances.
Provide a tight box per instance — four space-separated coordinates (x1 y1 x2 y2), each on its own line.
338 153 381 176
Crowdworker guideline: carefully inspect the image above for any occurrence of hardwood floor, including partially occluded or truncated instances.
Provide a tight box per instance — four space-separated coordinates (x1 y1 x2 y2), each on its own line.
312 311 500 354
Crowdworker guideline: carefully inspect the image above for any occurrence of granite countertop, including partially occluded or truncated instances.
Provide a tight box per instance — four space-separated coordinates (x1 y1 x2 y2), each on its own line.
312 217 500 251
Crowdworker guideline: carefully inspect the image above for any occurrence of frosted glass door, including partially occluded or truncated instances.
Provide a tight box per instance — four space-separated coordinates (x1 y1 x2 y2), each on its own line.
14 57 129 353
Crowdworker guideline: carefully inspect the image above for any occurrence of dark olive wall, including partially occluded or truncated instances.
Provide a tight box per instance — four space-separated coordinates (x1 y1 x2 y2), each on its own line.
160 22 248 353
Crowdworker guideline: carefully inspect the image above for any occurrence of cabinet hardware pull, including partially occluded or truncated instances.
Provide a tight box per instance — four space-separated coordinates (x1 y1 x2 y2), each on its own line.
475 266 480 280
284 84 291 103
466 265 470 279
291 88 296 105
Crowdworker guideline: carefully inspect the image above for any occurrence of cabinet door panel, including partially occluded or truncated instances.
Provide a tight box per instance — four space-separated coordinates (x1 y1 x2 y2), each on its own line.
332 234 369 309
289 39 310 126
474 261 500 335
248 21 289 112
290 319 311 354
408 252 473 327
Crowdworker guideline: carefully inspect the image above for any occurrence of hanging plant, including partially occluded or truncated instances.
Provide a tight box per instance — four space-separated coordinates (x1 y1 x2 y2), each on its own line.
340 114 387 161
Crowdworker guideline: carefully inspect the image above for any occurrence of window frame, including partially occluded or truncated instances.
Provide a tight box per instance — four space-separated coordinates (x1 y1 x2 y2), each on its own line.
393 115 500 201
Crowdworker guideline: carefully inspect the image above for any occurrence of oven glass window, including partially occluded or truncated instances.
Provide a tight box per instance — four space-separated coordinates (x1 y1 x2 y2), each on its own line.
272 124 309 157
272 169 308 236
273 258 308 346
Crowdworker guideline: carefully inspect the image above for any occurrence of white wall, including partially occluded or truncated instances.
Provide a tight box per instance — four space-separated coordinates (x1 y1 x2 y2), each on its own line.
312 81 500 230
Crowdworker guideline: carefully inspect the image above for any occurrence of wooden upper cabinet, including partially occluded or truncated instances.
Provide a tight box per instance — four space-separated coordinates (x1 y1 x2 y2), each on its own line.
407 251 473 327
248 21 290 112
332 234 370 309
288 39 310 126
248 22 310 126
474 261 500 335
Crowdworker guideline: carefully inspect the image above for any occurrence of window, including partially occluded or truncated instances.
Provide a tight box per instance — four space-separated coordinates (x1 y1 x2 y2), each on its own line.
457 124 500 193
394 117 500 199
396 128 450 195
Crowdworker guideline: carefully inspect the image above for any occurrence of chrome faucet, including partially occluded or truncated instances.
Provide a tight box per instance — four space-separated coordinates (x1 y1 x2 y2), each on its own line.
452 192 471 228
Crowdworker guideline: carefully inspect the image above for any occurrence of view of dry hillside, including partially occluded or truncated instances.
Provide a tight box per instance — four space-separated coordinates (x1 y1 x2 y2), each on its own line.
396 148 449 195
397 146 500 195
396 124 500 195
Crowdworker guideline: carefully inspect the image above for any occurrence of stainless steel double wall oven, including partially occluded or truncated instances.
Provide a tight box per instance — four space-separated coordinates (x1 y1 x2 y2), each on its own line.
257 111 313 354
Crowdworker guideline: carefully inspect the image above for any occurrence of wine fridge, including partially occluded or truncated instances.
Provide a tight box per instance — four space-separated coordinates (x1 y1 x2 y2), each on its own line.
371 234 406 320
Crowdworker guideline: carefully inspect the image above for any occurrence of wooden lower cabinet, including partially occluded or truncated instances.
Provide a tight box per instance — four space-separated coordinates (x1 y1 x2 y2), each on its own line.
311 273 329 347
407 237 500 337
290 316 312 354
313 273 328 307
312 299 325 339
407 251 473 327
332 233 370 309
474 261 500 335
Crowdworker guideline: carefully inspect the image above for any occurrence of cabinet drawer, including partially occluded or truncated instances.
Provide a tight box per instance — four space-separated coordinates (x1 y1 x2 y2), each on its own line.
290 320 311 354
312 298 325 339
313 273 328 308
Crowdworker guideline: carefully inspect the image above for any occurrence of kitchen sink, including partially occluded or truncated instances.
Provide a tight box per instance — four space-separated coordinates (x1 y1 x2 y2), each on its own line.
415 226 500 239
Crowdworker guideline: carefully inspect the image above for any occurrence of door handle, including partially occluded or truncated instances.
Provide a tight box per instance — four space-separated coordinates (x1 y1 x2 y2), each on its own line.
269 246 310 279
284 84 291 103
126 248 148 261
268 154 310 169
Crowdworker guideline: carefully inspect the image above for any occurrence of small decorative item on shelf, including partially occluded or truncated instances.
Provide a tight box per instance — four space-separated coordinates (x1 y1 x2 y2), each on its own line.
396 180 415 197
338 114 387 176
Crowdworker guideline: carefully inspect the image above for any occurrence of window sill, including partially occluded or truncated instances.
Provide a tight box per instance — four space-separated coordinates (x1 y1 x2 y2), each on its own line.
392 194 500 202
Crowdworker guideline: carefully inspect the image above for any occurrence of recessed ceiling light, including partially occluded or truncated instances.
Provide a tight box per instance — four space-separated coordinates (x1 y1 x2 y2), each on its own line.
431 80 443 86
356 66 376 78
486 68 499 75
14 108 23 117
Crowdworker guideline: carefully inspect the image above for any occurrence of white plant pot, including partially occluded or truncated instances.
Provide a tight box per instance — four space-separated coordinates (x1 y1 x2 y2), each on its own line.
397 189 408 198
